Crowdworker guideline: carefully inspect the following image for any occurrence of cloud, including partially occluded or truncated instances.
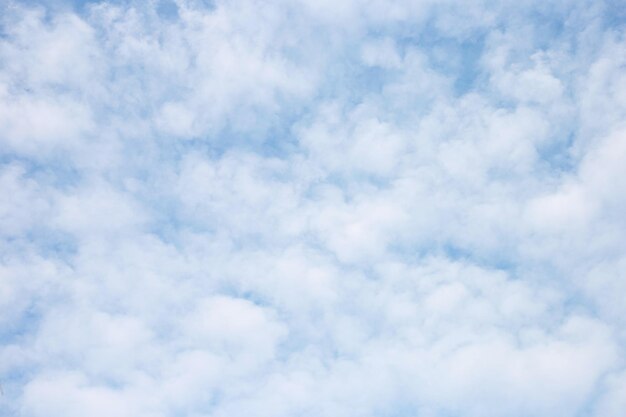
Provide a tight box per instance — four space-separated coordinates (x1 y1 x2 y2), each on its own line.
0 0 625 416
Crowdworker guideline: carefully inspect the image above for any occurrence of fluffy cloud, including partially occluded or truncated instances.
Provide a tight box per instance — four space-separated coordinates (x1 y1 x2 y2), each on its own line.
0 0 625 416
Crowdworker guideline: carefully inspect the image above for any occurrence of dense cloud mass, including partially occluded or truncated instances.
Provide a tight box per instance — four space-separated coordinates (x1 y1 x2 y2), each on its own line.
0 0 625 415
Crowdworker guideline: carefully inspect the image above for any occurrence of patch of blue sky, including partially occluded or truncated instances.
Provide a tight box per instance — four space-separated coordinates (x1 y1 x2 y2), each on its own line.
0 154 82 189
603 0 626 27
9 0 184 17
384 238 520 280
394 24 488 96
0 301 42 345
535 132 578 174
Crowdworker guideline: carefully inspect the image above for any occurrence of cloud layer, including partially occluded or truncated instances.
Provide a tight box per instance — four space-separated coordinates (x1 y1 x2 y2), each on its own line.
1 0 625 416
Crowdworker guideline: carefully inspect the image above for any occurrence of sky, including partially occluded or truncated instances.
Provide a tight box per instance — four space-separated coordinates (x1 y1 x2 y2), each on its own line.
0 0 625 416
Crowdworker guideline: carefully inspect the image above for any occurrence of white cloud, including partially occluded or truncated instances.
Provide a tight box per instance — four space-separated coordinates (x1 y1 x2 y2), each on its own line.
0 0 625 416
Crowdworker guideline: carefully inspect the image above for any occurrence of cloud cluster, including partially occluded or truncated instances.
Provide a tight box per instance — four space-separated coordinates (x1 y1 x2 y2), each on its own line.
1 0 625 416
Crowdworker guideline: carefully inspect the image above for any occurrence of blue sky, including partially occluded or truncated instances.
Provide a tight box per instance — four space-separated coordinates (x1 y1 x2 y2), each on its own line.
0 0 625 416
